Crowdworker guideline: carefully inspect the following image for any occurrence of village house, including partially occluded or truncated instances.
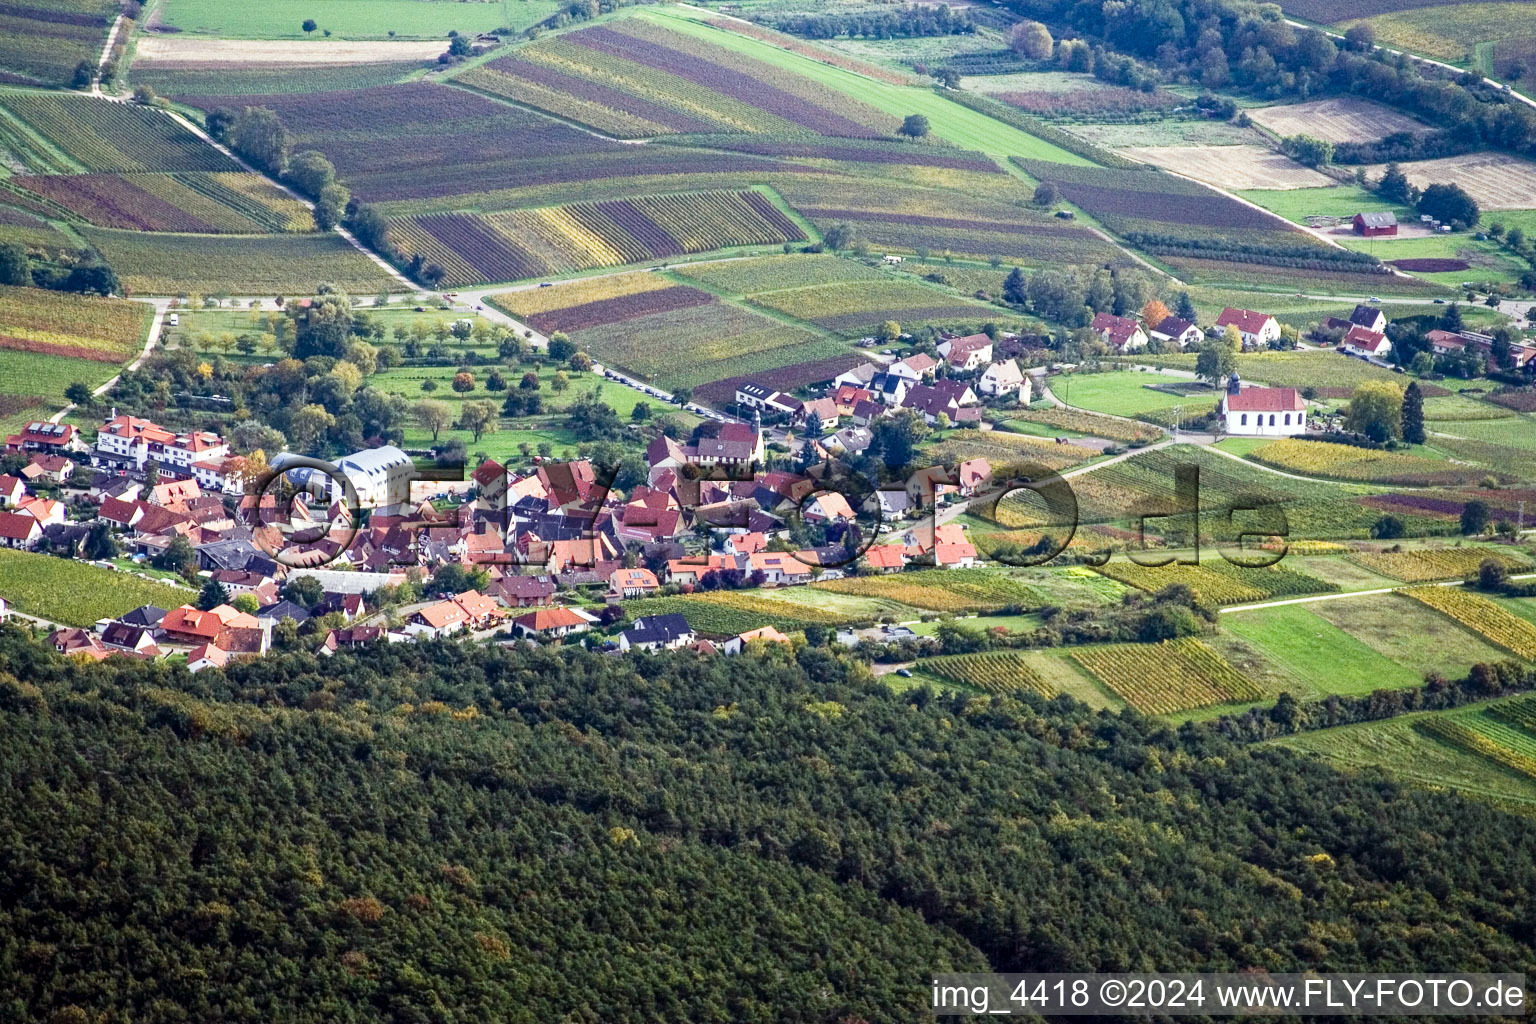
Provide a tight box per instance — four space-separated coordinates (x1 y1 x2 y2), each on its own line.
274 445 415 510
872 374 910 407
489 573 557 607
617 614 695 653
26 454 74 484
722 625 791 654
1149 316 1202 349
802 491 855 523
861 544 906 573
1220 375 1307 436
186 643 229 673
749 551 813 586
406 598 469 639
0 510 42 549
511 606 591 639
793 397 840 432
901 384 960 426
1091 312 1148 352
0 475 25 507
6 421 81 455
832 363 878 389
1348 304 1388 333
956 457 992 496
100 622 160 657
1342 325 1392 360
608 566 660 599
94 414 227 475
977 359 1029 399
1216 308 1281 349
190 454 248 495
887 353 938 383
939 333 993 370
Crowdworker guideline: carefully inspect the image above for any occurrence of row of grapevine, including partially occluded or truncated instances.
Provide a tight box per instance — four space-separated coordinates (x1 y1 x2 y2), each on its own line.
1417 717 1536 780
923 652 1056 697
1402 586 1536 659
1071 637 1261 714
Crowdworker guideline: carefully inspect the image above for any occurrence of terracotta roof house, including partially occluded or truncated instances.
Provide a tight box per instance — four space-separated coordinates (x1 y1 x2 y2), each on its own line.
50 627 108 659
407 598 470 638
98 496 144 530
956 457 992 496
748 551 813 585
0 475 25 507
26 453 75 483
160 604 260 646
1342 325 1392 359
608 566 660 599
511 606 590 638
100 622 159 656
186 643 229 673
900 384 960 425
722 625 791 654
803 491 855 523
888 353 939 382
7 421 79 453
862 544 906 572
933 540 979 568
0 510 42 549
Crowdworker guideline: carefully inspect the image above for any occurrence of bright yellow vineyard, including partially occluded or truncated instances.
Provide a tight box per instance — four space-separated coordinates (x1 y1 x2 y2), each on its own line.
1249 439 1486 485
813 569 1039 612
487 272 672 318
1071 637 1262 714
923 651 1056 696
1093 563 1265 606
1350 547 1525 583
1402 586 1536 659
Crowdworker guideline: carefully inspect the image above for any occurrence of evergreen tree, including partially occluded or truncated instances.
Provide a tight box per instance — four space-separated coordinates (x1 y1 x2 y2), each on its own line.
1401 380 1425 444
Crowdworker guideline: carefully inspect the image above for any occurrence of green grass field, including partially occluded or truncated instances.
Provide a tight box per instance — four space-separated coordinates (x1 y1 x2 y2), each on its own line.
1221 602 1424 694
1309 592 1513 681
1054 371 1199 418
1336 232 1528 285
156 0 558 38
1237 184 1412 225
648 8 1091 163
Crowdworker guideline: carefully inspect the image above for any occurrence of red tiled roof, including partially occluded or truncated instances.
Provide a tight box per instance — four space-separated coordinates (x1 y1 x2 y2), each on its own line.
1225 387 1305 412
1216 308 1274 335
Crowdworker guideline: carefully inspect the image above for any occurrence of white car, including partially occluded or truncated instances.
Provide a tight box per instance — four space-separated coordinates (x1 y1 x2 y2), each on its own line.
167 313 180 326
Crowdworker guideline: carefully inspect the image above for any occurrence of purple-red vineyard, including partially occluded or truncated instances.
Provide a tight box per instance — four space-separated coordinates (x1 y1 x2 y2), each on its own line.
16 174 218 233
484 55 718 133
526 285 716 335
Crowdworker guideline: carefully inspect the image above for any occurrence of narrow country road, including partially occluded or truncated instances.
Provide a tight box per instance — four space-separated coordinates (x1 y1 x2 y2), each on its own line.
1220 572 1536 613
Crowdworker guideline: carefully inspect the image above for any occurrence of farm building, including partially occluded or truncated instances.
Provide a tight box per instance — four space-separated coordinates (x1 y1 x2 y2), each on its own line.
1215 308 1281 349
1220 375 1306 437
1352 212 1398 237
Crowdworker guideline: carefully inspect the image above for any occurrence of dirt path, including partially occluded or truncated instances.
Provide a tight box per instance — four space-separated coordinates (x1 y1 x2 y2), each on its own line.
90 13 125 95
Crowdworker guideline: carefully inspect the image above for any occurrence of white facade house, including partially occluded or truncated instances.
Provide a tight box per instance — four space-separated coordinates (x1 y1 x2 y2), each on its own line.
977 359 1030 400
1215 308 1281 349
1220 376 1307 436
1342 326 1392 360
94 414 228 474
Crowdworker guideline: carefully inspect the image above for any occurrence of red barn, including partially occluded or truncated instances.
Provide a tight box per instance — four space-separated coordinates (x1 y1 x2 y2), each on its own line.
1352 211 1398 237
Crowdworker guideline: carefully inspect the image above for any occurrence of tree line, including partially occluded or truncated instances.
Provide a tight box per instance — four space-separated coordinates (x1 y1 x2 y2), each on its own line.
1 624 1534 1021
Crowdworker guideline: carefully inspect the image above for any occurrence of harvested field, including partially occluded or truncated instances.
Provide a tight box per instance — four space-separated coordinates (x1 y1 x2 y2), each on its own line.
134 37 448 65
1363 153 1536 211
1389 257 1471 271
1248 98 1425 144
1117 145 1333 190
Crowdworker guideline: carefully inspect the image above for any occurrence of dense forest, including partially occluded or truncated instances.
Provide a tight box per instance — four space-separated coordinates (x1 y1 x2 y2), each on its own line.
1 626 1534 1022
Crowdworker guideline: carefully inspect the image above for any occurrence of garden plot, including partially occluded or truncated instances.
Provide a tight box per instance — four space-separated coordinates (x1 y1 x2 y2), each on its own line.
1362 153 1536 211
1248 97 1425 144
1117 145 1333 190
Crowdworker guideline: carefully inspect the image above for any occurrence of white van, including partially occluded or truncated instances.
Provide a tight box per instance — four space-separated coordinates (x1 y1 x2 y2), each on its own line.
167 313 180 326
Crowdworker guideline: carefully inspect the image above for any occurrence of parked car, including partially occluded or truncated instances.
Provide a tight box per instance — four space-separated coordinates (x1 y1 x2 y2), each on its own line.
895 668 912 678
167 313 180 326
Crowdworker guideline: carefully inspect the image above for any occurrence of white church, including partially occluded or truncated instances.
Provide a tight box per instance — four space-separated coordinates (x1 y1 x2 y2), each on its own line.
1219 374 1307 437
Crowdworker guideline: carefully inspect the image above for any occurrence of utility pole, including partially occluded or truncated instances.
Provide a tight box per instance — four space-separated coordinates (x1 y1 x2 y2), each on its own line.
1519 499 1526 534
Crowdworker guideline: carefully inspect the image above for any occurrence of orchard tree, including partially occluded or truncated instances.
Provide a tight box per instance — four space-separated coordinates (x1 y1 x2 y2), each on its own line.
413 399 452 440
459 400 497 442
1032 182 1058 207
302 18 317 32
1195 337 1236 384
451 371 476 393
1010 19 1053 58
898 114 930 139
